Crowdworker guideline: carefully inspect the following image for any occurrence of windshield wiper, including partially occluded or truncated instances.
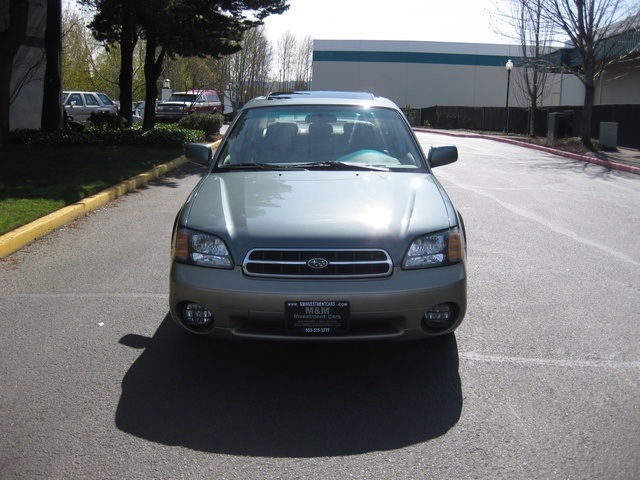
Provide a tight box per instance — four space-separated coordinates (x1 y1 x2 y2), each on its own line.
293 161 389 171
218 161 389 172
218 162 286 170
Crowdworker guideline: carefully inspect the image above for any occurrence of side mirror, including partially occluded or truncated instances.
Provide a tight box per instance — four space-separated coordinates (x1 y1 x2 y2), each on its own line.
428 145 458 168
184 142 213 166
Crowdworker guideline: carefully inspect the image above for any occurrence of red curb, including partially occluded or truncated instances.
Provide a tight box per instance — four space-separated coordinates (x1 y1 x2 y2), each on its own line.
415 128 640 176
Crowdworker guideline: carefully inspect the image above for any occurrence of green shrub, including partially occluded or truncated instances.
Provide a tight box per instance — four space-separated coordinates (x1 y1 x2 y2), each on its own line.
178 113 224 137
8 128 100 146
89 111 126 129
85 126 142 145
140 123 204 147
402 105 421 126
7 129 39 145
436 112 461 130
8 122 205 148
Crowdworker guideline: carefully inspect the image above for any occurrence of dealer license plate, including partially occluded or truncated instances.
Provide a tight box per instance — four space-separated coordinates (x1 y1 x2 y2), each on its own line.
285 301 350 333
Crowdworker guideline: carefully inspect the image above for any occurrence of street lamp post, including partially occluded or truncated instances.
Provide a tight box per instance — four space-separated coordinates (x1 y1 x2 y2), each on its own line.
504 59 513 133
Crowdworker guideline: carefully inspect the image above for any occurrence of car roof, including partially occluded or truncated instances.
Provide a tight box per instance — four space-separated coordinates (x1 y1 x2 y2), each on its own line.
63 91 110 95
242 91 399 110
183 89 218 94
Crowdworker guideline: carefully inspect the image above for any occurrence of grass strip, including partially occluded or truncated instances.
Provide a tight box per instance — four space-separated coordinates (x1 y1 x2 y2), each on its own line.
0 145 182 235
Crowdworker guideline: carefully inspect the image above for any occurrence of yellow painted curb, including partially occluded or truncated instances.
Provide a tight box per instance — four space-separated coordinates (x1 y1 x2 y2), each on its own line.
0 140 219 259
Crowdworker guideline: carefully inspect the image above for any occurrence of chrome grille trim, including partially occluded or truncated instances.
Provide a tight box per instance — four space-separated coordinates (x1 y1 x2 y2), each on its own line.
243 248 393 278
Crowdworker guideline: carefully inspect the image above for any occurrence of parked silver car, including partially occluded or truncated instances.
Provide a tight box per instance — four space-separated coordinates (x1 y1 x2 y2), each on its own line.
170 91 467 341
62 91 118 123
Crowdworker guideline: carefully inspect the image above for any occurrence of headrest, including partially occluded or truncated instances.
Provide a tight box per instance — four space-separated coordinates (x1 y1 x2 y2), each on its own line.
305 113 337 123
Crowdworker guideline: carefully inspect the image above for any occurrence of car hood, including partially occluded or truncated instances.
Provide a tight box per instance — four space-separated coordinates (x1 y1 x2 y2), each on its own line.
158 101 191 107
183 171 453 259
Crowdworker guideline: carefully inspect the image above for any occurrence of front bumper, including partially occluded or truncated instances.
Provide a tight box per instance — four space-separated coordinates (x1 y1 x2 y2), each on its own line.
169 263 467 341
155 111 185 122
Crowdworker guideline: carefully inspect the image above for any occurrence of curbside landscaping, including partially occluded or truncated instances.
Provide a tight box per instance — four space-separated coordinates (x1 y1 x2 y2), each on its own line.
0 141 220 259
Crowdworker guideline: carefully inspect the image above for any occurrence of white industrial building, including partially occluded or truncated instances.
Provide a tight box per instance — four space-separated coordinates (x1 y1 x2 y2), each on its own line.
311 39 640 110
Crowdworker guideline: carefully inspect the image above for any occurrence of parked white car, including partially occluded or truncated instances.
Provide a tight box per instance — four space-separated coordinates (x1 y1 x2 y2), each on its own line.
62 91 118 123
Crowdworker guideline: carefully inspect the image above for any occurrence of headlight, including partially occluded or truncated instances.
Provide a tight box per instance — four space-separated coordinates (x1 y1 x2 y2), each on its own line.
402 228 464 269
172 228 234 268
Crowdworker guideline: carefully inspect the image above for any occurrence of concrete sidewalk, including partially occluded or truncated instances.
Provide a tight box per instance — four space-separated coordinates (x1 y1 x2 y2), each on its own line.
1 133 638 259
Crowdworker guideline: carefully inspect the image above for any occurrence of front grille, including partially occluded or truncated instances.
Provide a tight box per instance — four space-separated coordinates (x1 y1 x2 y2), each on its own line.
243 249 393 278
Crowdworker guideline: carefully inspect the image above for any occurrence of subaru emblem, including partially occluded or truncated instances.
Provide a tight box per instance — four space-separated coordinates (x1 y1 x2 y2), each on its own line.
307 257 329 269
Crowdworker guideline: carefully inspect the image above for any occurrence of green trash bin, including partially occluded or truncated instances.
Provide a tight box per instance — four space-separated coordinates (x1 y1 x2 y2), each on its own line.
599 122 618 149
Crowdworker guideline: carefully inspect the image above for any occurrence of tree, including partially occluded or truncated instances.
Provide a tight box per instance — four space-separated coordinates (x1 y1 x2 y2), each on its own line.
117 0 136 122
63 4 145 101
491 0 556 136
292 35 313 90
238 27 273 101
62 5 97 91
514 0 555 136
216 26 273 110
542 0 640 147
140 0 288 128
42 0 63 131
162 55 220 93
82 0 140 124
272 31 312 92
83 0 288 129
0 0 29 144
275 29 296 91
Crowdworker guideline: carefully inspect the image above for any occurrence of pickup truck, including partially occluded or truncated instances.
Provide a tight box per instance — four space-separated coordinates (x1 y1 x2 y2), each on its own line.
156 89 222 122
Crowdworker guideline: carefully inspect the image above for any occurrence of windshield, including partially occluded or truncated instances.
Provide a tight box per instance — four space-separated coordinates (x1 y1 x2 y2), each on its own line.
168 94 197 103
216 105 425 171
97 93 114 106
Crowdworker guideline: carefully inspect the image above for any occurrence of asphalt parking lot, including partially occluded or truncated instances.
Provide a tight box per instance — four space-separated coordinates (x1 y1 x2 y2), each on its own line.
1 131 638 479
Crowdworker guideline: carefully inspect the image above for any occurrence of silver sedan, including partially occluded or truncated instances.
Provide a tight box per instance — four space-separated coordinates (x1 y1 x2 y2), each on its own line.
170 91 467 341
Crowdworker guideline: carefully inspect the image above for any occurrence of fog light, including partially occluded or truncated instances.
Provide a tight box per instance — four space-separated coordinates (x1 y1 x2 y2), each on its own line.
423 303 455 328
183 303 213 327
